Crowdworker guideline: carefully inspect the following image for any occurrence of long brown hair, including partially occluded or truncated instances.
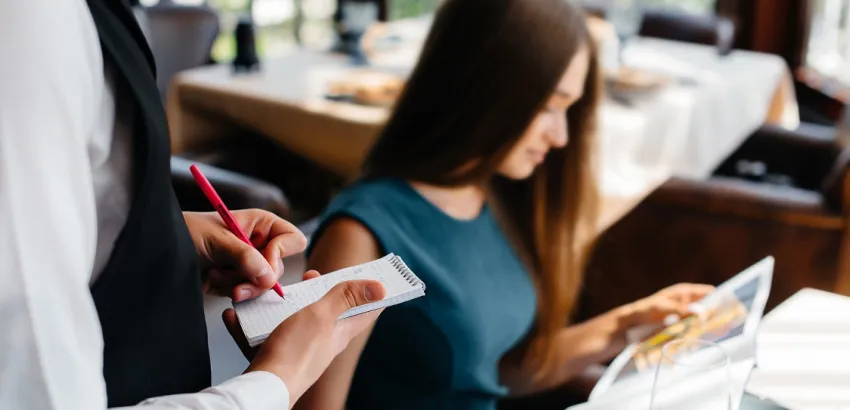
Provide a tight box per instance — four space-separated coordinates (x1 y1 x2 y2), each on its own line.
363 0 601 377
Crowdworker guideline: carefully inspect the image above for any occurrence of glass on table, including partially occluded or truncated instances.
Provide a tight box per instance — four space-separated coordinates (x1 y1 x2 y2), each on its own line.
605 0 645 66
649 338 733 410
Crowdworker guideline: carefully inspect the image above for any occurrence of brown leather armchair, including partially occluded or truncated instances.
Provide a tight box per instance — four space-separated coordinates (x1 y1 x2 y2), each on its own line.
579 125 850 321
177 134 346 224
171 156 291 218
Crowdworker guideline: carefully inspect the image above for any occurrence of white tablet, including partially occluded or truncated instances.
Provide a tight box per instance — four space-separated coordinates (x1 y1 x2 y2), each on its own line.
588 256 774 401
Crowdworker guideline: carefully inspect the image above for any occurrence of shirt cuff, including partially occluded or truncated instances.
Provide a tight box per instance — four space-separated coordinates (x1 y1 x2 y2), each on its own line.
213 371 290 409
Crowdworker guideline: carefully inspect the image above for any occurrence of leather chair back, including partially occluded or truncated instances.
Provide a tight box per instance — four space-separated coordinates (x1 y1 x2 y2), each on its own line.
579 1 735 55
143 3 219 97
640 8 735 55
716 125 842 192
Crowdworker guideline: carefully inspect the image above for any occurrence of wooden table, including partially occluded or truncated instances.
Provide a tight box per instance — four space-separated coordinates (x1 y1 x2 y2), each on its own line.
167 38 798 234
168 51 385 176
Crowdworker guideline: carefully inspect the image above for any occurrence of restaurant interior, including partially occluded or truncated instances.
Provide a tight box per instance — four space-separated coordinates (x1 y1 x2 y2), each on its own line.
132 0 850 408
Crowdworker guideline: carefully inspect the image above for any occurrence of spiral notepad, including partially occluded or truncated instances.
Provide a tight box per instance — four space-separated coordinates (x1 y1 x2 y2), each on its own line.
234 254 425 347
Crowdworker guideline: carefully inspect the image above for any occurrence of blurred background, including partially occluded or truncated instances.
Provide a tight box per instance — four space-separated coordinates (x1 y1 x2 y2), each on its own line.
146 0 850 390
139 0 716 61
138 0 442 60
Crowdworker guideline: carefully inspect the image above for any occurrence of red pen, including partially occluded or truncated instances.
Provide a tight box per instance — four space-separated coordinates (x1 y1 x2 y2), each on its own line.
189 164 285 299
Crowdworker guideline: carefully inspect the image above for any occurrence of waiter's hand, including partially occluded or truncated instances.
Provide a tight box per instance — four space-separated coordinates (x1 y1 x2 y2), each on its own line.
222 277 386 404
183 210 307 302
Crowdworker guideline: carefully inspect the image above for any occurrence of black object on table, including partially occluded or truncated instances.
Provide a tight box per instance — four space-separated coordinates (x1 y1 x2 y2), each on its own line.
233 16 260 73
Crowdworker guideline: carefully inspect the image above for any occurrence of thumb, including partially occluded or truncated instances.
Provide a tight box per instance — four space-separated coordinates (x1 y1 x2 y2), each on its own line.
217 233 278 288
319 280 386 318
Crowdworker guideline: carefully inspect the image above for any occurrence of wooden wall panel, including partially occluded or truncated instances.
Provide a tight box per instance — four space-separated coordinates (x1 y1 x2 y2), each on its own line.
717 0 811 68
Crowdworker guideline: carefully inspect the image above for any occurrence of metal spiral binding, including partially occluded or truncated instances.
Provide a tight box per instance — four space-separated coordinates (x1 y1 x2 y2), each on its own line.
389 254 425 290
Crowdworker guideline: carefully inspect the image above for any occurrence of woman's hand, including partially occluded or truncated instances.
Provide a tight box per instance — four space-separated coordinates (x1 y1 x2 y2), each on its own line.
622 283 715 327
183 210 307 302
501 283 714 395
222 276 386 404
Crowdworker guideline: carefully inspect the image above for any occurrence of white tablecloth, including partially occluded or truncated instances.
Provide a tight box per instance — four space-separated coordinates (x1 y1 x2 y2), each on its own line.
747 289 850 409
598 38 799 207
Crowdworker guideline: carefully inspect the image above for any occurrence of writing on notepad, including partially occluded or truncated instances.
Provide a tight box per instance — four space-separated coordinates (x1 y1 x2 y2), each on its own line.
233 253 425 346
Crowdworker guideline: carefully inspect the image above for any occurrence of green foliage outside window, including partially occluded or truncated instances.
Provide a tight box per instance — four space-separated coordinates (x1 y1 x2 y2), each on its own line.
388 0 441 20
387 0 717 17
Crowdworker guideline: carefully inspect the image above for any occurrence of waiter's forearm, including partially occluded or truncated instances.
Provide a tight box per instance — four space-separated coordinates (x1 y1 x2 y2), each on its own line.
128 372 290 410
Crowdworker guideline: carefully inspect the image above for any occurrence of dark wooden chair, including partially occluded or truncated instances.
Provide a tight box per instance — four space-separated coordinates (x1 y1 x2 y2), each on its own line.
579 125 850 321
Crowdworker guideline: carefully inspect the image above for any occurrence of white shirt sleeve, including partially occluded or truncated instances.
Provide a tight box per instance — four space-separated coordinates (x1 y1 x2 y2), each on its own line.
131 372 290 410
0 2 289 409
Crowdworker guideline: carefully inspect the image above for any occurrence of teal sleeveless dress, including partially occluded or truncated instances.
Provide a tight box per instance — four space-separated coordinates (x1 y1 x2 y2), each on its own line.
309 178 537 410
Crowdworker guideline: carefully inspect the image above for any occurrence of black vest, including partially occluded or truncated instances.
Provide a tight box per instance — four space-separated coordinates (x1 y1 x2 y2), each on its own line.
85 0 211 406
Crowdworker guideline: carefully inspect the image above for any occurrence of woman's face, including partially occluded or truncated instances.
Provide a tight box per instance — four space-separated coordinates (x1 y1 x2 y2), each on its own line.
497 45 590 180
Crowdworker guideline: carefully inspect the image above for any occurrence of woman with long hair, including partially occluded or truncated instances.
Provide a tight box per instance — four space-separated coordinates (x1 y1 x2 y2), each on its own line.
298 0 712 409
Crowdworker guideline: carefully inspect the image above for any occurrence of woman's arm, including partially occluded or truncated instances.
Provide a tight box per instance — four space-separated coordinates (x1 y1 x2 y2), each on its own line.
293 217 384 410
501 305 632 396
501 283 714 396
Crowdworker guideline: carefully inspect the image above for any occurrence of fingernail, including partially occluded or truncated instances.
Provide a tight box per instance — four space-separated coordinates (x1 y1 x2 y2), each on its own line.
237 288 251 300
252 267 273 285
364 283 381 302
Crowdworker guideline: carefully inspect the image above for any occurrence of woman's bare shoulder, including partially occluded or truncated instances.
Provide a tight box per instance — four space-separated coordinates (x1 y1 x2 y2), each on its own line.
308 216 382 272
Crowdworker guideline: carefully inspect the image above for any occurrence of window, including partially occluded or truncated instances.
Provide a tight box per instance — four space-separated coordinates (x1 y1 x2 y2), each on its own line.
388 0 441 20
140 0 206 5
577 0 718 15
390 0 718 20
140 0 338 60
639 0 717 14
207 0 337 60
805 0 850 86
141 0 719 63
139 0 442 61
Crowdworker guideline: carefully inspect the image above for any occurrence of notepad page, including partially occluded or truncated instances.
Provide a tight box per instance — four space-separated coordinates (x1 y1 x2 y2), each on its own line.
234 254 425 346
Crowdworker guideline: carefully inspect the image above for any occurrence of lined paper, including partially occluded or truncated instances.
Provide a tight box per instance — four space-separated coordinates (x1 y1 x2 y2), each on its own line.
234 254 425 346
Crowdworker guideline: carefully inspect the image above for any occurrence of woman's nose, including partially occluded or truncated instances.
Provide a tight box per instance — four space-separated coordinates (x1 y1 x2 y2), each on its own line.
548 112 568 148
